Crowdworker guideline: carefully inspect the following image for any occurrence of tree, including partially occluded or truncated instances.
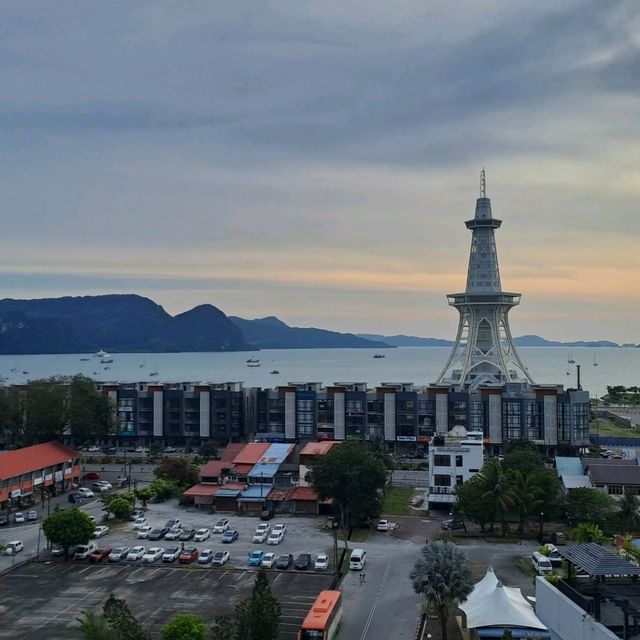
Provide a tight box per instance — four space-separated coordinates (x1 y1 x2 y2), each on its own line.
77 611 117 640
154 457 200 487
475 459 514 534
618 490 640 533
508 469 543 535
210 616 236 640
148 442 164 459
235 568 281 640
410 541 474 640
565 487 617 527
161 614 207 640
42 508 95 557
198 440 219 459
134 487 154 507
572 522 606 543
503 439 545 477
102 593 149 640
454 476 493 531
67 375 115 441
104 496 134 521
367 435 395 471
148 477 178 502
308 442 387 548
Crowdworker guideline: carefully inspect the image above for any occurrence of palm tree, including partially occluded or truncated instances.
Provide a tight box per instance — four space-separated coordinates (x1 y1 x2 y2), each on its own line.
618 490 640 533
368 435 395 471
76 612 116 640
572 522 605 543
410 541 473 640
509 470 542 535
476 459 514 534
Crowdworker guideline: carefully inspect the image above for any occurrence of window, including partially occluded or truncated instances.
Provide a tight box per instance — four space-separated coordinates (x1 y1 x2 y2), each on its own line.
456 475 463 485
434 455 451 467
455 455 463 467
608 485 623 495
433 475 451 487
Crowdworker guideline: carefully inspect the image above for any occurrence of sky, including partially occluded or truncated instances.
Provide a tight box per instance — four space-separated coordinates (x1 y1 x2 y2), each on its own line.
1 1 639 343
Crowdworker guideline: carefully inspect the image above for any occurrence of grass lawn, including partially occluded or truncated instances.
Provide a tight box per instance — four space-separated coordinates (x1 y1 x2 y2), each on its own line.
591 418 639 439
382 486 416 517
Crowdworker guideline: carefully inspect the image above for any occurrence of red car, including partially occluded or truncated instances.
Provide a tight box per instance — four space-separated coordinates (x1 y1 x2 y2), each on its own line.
84 472 100 480
89 547 112 563
178 548 199 564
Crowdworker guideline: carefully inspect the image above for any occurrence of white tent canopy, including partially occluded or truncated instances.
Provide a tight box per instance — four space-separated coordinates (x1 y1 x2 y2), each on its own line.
460 567 547 631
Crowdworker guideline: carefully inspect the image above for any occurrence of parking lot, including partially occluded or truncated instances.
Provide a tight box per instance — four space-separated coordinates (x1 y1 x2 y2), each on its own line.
0 561 333 640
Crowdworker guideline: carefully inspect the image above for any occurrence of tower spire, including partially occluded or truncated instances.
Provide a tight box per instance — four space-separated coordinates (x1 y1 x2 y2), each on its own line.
480 167 486 198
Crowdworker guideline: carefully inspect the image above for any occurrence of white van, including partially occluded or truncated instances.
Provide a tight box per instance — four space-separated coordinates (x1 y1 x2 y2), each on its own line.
350 548 367 570
531 551 553 575
74 542 98 559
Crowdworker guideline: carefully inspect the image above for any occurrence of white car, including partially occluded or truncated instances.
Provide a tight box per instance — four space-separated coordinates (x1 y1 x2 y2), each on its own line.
255 523 270 534
314 553 329 571
142 547 164 562
267 530 284 545
211 550 230 566
261 552 276 568
126 546 146 561
74 542 98 559
198 548 214 564
92 525 110 539
194 528 210 542
162 547 180 563
3 540 24 555
164 528 182 540
213 519 230 533
14 512 25 524
252 530 268 543
131 517 148 530
108 547 130 562
77 488 95 498
137 525 153 539
272 523 286 534
377 519 391 531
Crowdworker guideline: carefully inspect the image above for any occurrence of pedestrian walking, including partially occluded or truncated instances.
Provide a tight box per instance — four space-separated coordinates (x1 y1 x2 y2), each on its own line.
362 571 366 583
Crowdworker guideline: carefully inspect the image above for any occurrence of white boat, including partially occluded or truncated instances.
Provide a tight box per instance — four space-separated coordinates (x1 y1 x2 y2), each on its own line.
95 349 109 358
100 356 113 364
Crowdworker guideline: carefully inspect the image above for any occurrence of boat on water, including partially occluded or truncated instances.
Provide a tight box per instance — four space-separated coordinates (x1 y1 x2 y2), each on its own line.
80 357 90 361
247 363 261 368
100 356 113 364
567 351 575 364
95 349 109 358
270 370 279 374
149 370 159 377
373 354 385 359
593 351 599 366
246 358 260 363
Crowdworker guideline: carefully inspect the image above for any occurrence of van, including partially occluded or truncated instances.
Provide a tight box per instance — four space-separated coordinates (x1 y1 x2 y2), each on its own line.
75 542 98 559
350 548 367 571
531 551 553 575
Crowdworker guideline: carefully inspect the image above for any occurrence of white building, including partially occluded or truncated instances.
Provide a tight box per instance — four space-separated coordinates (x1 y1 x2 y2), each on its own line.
428 429 484 509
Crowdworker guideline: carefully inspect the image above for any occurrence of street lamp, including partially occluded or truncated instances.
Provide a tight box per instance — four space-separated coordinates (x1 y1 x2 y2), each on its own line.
538 511 544 542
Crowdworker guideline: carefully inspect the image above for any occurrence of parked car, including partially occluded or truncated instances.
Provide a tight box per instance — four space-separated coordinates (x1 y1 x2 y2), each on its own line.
267 530 284 545
294 553 311 570
137 525 153 539
260 509 274 521
165 519 181 530
89 547 112 563
127 546 146 561
108 547 131 562
164 528 183 541
91 482 111 493
162 547 180 563
314 554 329 572
179 548 199 564
272 523 286 535
128 510 145 521
77 488 95 498
194 528 210 542
276 553 293 569
211 550 230 566
213 519 230 534
84 472 100 480
222 530 239 544
441 519 466 532
164 446 177 453
14 512 25 524
3 540 24 555
179 528 196 542
543 544 563 567
0 515 9 526
91 525 110 539
261 552 276 568
541 532 567 545
147 528 169 541
131 517 148 531
142 547 164 562
74 542 98 559
377 519 391 531
68 493 84 504
252 530 268 543
198 549 214 564
27 510 38 521
50 545 65 557
248 550 264 566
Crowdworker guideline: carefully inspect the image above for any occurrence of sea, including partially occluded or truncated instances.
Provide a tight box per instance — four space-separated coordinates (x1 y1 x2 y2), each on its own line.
0 347 637 396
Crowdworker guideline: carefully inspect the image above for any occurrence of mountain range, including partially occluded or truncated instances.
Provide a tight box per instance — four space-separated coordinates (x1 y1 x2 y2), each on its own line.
0 294 633 354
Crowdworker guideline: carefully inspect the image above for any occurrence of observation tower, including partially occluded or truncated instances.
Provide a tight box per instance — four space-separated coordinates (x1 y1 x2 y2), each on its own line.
435 170 534 390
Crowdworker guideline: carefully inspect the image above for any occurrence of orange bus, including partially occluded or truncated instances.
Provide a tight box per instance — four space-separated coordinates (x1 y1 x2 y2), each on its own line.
298 590 343 640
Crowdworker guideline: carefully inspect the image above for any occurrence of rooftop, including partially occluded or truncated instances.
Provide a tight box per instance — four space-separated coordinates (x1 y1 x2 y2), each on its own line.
558 543 640 577
0 442 80 481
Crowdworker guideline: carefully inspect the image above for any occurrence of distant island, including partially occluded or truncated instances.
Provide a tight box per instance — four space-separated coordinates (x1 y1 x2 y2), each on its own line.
0 294 634 354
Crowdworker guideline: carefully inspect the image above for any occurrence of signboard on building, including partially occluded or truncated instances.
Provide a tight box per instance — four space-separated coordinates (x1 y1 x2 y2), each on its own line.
396 436 417 442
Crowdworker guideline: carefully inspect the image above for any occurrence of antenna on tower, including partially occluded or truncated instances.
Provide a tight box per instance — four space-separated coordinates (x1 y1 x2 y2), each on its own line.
480 167 486 198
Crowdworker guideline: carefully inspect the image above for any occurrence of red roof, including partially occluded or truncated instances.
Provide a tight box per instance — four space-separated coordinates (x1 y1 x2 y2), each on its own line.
220 442 245 462
183 484 220 497
300 441 339 456
0 442 81 481
234 463 255 476
233 443 270 465
200 460 232 479
287 486 320 502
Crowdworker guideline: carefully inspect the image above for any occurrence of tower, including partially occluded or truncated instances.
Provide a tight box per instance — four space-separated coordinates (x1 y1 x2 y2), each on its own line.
435 170 534 390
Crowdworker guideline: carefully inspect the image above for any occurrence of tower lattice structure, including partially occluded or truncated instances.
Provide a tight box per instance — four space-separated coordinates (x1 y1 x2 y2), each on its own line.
435 170 534 390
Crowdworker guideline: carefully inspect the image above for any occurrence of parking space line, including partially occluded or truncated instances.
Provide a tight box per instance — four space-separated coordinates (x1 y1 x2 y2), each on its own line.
235 571 246 582
217 571 228 582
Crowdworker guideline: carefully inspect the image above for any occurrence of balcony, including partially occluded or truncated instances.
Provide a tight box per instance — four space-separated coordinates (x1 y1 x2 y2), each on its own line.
429 486 455 495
